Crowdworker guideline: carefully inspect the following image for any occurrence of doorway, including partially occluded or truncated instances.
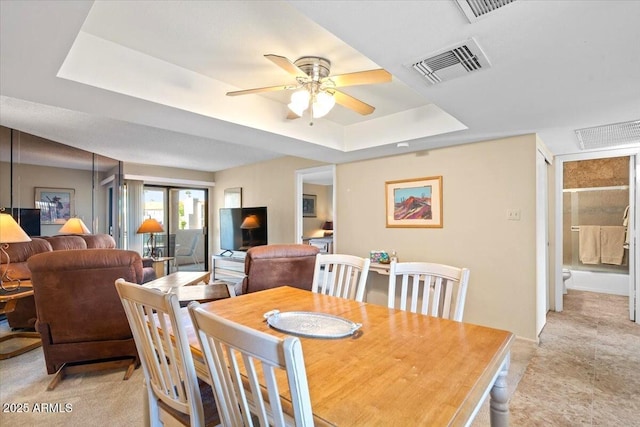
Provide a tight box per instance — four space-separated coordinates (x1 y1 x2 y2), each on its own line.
142 186 208 273
295 165 336 250
554 150 638 323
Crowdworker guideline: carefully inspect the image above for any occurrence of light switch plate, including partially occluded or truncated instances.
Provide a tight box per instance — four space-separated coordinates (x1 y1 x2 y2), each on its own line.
507 209 521 221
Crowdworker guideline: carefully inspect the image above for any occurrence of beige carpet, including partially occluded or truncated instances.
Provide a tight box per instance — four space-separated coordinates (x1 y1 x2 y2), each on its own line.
1 290 636 426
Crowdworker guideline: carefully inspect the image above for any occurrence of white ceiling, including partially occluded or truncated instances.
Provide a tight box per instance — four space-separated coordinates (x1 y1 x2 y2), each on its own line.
1 0 639 173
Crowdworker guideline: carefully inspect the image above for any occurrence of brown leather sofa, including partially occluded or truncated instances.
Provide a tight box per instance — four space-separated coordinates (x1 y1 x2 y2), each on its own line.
28 248 143 387
0 234 156 329
241 244 319 294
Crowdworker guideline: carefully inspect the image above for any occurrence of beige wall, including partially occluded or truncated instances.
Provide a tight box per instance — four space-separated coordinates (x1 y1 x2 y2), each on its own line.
212 156 326 253
336 134 540 339
212 135 543 339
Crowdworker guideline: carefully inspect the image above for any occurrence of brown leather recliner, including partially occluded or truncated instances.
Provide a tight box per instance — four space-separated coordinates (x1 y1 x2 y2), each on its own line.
28 249 144 388
1 238 53 329
241 244 319 295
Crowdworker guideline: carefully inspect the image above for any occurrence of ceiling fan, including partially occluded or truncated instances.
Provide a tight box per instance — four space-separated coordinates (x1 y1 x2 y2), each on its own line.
226 54 392 125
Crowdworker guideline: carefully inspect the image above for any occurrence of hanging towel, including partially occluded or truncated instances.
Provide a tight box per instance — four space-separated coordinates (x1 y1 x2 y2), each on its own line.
601 226 626 265
579 225 601 264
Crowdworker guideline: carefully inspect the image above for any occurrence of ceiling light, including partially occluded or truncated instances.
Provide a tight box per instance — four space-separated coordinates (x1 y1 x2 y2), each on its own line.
288 90 310 117
287 85 336 122
312 91 336 118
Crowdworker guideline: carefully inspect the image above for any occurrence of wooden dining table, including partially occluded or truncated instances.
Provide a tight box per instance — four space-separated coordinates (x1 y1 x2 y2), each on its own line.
180 286 514 426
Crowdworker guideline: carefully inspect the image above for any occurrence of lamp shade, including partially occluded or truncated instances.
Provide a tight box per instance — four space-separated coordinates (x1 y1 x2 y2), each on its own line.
312 91 336 118
137 218 164 234
322 221 333 231
287 88 336 119
59 217 91 234
288 90 310 117
0 213 32 244
240 215 260 229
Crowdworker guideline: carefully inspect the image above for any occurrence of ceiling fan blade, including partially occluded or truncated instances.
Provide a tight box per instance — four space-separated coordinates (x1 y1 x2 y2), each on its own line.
286 111 301 120
226 84 294 96
333 90 375 115
328 69 392 87
264 54 307 78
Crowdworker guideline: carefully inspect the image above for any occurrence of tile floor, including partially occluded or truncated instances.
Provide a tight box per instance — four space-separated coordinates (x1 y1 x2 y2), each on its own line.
508 290 640 426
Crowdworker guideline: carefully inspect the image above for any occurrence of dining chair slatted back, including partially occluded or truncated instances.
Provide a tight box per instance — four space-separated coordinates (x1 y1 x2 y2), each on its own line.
311 254 371 302
188 301 314 427
388 261 470 321
115 279 219 426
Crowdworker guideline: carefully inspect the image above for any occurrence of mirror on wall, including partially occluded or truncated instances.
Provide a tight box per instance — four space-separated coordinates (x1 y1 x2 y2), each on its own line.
0 126 122 241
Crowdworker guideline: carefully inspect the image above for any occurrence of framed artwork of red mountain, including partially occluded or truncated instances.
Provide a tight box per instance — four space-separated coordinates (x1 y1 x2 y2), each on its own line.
385 176 442 228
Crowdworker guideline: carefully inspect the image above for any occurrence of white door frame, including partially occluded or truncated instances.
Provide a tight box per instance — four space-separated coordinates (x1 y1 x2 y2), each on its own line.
295 165 336 245
553 147 638 324
536 149 550 335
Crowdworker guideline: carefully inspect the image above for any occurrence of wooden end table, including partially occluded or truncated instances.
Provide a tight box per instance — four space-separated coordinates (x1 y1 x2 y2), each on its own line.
142 271 232 305
0 281 42 359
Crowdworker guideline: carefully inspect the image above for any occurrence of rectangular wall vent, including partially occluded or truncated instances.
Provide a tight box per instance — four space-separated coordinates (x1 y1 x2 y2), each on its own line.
575 120 640 150
409 38 490 85
454 0 517 22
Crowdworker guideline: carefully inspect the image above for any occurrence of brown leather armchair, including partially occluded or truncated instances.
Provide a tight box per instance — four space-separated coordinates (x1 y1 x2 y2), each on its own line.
0 238 53 329
28 248 144 389
241 244 319 295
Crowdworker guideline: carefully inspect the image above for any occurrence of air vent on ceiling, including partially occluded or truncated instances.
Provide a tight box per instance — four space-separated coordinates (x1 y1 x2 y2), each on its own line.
454 0 517 22
575 120 640 150
409 38 490 85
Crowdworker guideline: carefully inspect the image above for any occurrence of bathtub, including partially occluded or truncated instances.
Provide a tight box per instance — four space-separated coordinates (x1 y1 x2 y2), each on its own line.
564 269 629 296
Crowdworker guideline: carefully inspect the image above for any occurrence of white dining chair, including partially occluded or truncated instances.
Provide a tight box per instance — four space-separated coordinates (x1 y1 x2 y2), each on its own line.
311 254 371 302
388 261 470 321
188 301 314 427
115 279 220 427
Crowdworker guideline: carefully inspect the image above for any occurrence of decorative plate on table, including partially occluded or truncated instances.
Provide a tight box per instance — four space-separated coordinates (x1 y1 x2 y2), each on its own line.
264 310 362 339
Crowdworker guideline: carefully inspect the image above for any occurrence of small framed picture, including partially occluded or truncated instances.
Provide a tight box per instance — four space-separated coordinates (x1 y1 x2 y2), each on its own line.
35 187 75 224
385 176 443 228
302 194 317 218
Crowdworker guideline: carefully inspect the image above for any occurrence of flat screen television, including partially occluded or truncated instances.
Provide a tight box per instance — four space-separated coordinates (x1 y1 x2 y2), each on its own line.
4 208 41 237
219 206 268 253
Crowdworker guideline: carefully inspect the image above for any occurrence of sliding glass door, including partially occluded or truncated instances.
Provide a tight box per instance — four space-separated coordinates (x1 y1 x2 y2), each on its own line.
142 186 208 272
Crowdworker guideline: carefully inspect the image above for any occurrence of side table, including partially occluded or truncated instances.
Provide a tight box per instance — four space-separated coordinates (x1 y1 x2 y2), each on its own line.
0 281 42 359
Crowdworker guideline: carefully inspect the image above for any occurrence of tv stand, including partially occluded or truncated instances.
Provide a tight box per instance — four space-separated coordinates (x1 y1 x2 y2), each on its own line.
211 254 246 283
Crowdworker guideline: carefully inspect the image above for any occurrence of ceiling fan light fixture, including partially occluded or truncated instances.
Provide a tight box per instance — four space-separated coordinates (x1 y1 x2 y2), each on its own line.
288 88 336 119
288 90 310 116
312 90 335 118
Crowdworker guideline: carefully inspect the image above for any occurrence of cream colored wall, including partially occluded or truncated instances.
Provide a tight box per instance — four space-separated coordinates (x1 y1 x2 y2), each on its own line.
336 134 539 339
212 156 326 253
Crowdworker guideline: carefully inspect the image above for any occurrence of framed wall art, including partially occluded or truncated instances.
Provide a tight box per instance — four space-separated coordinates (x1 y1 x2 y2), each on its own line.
35 187 75 224
385 176 443 228
302 194 317 218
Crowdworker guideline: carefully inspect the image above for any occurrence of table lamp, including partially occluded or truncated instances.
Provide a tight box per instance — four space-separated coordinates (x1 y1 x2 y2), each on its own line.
137 218 164 258
58 217 91 234
0 213 32 291
240 214 260 248
322 221 333 236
